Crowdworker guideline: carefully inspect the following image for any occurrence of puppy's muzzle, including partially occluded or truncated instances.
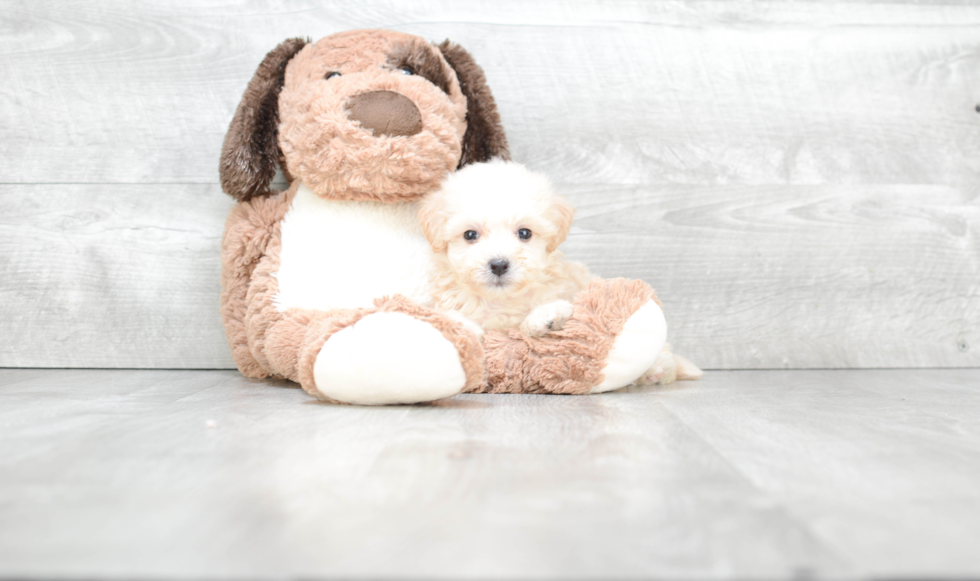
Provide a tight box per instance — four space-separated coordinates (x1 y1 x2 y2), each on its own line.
345 90 422 137
489 258 510 277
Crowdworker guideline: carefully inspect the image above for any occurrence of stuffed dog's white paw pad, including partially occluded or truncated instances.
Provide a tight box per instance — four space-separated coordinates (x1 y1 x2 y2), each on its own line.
521 300 574 337
314 312 466 405
591 301 667 394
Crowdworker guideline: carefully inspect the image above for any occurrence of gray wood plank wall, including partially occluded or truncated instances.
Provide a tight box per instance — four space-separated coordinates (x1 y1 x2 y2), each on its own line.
1 1 978 369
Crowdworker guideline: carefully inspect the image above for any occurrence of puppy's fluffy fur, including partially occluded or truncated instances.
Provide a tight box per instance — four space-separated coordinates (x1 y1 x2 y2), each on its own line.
419 160 588 333
419 160 703 384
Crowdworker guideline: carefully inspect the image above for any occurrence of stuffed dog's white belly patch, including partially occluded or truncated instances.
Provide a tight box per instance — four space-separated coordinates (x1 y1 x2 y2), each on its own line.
274 184 433 311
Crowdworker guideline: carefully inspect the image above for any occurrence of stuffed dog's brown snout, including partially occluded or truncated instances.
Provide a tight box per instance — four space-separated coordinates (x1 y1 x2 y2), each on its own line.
345 90 422 137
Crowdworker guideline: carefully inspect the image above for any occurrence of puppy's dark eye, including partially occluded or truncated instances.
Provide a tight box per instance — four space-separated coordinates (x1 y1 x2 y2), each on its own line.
517 228 532 240
463 230 479 241
325 71 341 80
397 65 415 75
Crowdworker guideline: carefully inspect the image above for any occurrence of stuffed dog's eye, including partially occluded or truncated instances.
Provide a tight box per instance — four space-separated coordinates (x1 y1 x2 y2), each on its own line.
517 228 532 240
463 230 479 241
325 71 341 80
397 66 415 75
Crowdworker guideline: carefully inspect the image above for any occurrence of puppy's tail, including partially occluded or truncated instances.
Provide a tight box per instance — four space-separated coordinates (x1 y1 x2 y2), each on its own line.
674 353 704 381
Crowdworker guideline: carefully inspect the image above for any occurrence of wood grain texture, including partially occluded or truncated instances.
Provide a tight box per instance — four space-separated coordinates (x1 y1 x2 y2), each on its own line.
1 1 978 185
1 368 979 578
1 1 978 369
658 368 980 576
0 184 235 368
2 182 975 369
559 182 980 369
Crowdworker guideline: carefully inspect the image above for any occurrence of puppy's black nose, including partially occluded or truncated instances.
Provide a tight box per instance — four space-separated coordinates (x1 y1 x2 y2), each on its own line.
489 259 509 277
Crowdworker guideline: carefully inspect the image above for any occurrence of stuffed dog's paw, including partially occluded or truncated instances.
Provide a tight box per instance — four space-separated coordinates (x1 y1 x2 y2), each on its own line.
313 312 469 405
521 300 574 337
591 300 667 393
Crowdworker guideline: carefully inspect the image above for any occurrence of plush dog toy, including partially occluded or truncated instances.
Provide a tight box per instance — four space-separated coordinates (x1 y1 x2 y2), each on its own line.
219 29 668 405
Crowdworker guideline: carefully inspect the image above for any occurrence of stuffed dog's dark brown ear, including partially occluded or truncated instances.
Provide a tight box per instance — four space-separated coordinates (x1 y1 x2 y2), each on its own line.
437 40 510 168
220 38 307 202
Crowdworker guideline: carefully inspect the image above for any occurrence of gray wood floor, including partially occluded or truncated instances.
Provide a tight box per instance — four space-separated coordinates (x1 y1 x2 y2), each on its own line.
1 368 978 579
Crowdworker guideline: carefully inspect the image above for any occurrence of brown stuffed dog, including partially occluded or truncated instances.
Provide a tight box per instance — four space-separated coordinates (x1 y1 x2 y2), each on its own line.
219 29 669 405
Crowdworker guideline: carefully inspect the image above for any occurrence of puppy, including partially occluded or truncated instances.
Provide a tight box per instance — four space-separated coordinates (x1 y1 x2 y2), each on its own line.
418 159 702 385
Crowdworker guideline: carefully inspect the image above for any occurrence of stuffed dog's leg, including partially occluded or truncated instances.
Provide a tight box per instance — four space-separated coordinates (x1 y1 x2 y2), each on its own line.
307 295 485 405
252 296 485 405
475 278 667 394
227 218 483 405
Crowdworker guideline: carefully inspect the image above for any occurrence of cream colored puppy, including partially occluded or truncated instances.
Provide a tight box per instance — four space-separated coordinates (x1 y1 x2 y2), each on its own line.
419 159 589 337
418 159 702 385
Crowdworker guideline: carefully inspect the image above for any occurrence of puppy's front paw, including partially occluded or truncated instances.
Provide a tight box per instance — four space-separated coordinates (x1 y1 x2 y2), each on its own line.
521 300 574 337
442 310 485 341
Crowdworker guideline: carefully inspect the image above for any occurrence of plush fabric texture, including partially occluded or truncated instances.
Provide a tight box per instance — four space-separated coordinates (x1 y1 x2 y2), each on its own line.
222 186 485 402
345 90 424 137
278 31 467 202
220 186 297 376
363 294 485 392
220 38 308 202
475 278 659 394
311 312 468 405
437 41 511 167
273 184 434 312
219 29 669 403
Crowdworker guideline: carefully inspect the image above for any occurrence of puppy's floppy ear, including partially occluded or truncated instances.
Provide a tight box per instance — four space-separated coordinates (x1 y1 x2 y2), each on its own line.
545 195 576 253
417 195 450 253
220 38 307 202
437 40 510 168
